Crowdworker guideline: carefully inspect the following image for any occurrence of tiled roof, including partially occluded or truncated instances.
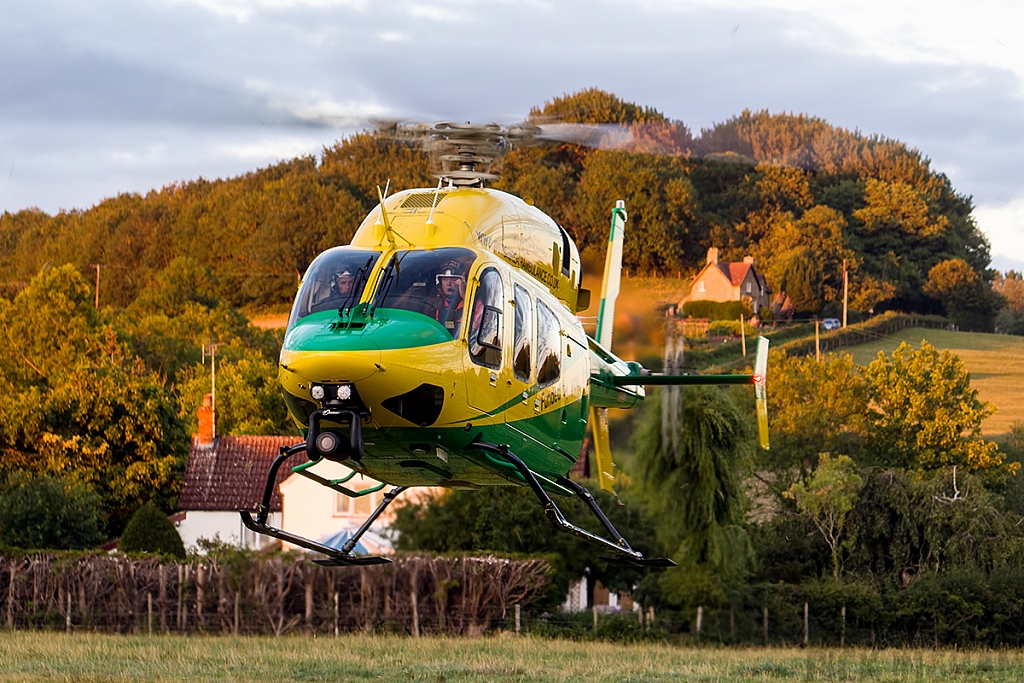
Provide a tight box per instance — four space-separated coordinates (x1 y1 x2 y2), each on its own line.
720 262 752 287
179 435 300 512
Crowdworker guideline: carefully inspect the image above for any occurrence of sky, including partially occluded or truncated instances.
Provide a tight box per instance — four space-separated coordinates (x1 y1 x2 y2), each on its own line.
1 0 1022 272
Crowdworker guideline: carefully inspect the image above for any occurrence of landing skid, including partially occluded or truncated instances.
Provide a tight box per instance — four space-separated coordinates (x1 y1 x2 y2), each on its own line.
239 442 406 567
470 441 676 568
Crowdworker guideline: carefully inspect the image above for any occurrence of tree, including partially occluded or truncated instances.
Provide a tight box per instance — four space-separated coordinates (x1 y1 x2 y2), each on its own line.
0 266 188 533
924 259 1004 332
628 387 753 605
391 485 659 608
0 474 104 550
785 454 864 578
120 502 186 558
994 271 1024 335
864 341 1011 475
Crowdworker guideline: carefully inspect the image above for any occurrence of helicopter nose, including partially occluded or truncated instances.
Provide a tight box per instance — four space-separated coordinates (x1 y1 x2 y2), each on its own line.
280 347 382 383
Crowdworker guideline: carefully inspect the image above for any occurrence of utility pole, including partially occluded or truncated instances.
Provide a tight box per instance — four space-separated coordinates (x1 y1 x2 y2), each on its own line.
842 259 848 328
90 264 102 309
815 319 821 362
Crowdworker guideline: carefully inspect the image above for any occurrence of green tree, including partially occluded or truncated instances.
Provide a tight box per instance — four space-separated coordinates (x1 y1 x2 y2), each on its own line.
628 387 753 606
864 341 1010 475
0 266 187 533
924 258 1004 332
120 502 186 558
0 474 104 550
785 454 864 578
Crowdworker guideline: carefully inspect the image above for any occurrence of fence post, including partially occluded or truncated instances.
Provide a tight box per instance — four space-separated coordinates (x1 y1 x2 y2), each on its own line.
66 591 72 633
515 603 521 635
411 587 420 638
334 592 340 637
696 606 703 641
234 591 240 636
147 592 153 635
647 606 655 629
592 605 598 632
803 602 809 647
841 605 846 648
763 606 768 646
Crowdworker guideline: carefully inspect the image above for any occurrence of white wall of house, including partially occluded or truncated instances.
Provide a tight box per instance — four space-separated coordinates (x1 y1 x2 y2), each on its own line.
176 510 281 552
278 461 434 553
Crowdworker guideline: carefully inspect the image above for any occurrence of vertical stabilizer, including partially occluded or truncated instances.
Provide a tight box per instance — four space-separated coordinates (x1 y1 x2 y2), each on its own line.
595 201 626 349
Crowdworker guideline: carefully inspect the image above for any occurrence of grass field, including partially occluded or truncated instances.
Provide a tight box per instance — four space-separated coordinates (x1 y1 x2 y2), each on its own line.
3 633 1024 682
842 328 1024 437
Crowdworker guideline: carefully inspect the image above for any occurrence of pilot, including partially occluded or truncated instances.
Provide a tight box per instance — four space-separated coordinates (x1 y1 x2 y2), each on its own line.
333 270 355 297
429 260 466 337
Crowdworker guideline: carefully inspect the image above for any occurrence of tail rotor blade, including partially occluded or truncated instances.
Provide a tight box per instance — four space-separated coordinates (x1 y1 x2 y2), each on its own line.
590 407 615 492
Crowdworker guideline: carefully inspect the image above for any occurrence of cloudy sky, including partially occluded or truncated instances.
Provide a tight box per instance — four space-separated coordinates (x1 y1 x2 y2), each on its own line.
1 0 1022 271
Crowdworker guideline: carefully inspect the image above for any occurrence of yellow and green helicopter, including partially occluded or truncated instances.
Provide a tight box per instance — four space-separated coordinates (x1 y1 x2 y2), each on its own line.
241 122 769 567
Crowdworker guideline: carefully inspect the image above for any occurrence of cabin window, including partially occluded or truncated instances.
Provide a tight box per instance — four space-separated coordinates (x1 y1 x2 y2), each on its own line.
536 300 560 386
469 268 503 368
513 284 533 382
371 247 476 337
288 248 381 328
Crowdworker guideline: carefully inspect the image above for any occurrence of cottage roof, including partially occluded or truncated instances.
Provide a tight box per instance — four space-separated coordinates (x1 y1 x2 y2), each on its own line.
179 435 298 512
718 262 752 287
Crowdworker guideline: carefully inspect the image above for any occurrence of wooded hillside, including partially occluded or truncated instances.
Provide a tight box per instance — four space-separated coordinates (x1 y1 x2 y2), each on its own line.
0 89 992 320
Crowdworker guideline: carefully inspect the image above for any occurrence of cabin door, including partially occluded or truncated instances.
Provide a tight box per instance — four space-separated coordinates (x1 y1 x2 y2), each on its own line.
464 267 508 418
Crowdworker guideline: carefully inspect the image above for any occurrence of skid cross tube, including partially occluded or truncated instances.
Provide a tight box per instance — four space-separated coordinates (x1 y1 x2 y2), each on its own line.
469 441 674 566
240 440 403 567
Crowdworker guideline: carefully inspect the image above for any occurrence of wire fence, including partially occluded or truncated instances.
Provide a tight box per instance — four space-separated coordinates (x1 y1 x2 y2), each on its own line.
0 552 551 636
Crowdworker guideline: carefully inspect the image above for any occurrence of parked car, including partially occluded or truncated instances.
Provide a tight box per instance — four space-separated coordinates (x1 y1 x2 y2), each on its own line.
822 318 841 331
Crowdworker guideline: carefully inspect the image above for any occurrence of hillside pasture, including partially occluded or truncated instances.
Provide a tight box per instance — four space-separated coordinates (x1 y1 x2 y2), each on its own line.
842 328 1024 436
3 632 1024 682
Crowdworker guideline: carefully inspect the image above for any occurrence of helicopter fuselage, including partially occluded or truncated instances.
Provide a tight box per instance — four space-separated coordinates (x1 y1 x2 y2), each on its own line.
278 187 598 494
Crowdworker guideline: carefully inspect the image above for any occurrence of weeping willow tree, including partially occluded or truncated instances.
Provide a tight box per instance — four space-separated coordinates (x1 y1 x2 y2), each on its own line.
628 385 754 606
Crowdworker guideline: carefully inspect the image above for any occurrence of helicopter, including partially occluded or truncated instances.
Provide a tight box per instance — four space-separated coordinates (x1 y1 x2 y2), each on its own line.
240 121 769 568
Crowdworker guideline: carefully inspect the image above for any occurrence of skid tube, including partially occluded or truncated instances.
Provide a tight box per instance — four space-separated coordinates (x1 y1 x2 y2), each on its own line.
469 441 675 567
239 441 407 567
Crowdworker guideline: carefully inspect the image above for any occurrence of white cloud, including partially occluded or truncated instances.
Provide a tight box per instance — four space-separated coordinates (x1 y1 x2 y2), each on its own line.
220 137 327 161
275 98 392 127
377 31 406 42
974 197 1024 268
167 0 366 22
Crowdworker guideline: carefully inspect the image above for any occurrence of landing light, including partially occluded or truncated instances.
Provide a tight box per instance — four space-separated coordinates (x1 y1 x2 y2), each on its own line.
310 385 325 400
337 384 352 400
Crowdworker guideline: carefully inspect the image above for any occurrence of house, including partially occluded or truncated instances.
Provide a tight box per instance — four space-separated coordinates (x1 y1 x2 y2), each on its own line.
176 394 430 554
682 247 771 314
176 396 295 550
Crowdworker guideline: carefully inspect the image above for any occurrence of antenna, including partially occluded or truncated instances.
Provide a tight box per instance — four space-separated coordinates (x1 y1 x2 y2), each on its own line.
425 177 443 236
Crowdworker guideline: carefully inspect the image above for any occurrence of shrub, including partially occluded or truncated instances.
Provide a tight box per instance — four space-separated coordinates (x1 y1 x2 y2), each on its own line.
682 300 753 320
0 474 104 550
120 502 186 558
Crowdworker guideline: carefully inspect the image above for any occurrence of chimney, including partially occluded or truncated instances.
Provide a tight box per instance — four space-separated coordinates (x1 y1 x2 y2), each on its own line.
743 256 754 265
707 247 719 265
198 393 217 446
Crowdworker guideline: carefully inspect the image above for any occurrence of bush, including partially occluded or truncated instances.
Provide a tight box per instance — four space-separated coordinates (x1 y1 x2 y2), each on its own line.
682 300 753 320
120 502 186 558
0 475 104 550
707 320 758 337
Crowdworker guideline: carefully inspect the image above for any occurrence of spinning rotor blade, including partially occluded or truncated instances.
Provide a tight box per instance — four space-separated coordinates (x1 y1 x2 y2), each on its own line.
754 336 770 451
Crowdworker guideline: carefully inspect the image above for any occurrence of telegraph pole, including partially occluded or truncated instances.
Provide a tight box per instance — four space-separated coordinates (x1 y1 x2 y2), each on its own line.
90 264 102 309
842 259 848 328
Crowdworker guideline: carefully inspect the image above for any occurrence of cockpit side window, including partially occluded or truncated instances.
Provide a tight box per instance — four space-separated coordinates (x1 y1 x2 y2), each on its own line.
513 284 532 382
371 247 476 338
536 299 560 386
288 249 380 328
468 268 503 369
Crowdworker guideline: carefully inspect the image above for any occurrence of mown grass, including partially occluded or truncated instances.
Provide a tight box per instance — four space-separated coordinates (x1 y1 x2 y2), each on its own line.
843 328 1024 436
4 632 1024 682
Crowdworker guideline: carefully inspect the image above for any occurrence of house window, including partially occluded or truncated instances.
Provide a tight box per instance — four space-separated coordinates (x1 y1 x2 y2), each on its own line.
698 281 705 293
746 282 751 294
335 487 378 517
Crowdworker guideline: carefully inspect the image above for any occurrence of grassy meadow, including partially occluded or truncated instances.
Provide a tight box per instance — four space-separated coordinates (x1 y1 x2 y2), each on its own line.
842 328 1024 436
3 632 1024 682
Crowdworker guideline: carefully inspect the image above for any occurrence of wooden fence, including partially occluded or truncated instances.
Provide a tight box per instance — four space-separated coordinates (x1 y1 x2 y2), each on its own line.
0 552 551 636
